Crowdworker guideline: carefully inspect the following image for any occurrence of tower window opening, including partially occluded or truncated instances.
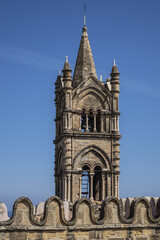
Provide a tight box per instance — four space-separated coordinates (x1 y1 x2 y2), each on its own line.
96 110 101 132
93 166 102 201
81 110 86 132
88 110 94 132
58 123 61 135
81 166 90 198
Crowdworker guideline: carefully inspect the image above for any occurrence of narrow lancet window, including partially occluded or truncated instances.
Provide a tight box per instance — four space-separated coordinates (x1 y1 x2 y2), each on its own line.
81 166 90 198
93 166 102 201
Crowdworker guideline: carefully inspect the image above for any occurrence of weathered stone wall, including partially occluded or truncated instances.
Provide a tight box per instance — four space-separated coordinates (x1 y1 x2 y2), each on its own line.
0 196 160 240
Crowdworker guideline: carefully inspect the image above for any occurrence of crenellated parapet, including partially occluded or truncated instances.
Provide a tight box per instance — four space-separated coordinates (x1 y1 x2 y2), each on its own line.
1 196 160 239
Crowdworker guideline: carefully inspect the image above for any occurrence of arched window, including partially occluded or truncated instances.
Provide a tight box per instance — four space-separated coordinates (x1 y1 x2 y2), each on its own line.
81 109 102 133
93 166 102 201
81 165 90 198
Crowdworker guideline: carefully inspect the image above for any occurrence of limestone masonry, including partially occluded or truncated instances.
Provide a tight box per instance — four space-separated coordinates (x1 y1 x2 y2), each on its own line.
0 25 160 240
54 26 120 202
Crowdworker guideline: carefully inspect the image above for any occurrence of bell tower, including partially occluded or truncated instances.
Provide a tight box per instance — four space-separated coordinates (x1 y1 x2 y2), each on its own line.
54 25 121 202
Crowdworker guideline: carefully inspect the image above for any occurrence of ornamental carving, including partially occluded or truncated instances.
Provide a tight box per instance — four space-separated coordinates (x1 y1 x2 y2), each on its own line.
84 97 98 107
81 96 101 110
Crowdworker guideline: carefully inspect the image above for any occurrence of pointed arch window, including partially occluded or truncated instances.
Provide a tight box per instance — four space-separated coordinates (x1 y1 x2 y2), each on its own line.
81 109 102 132
81 165 90 198
93 166 102 201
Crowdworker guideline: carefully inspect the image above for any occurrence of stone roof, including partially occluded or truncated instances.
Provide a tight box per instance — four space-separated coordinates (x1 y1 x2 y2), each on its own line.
111 65 119 74
62 57 71 72
72 26 97 88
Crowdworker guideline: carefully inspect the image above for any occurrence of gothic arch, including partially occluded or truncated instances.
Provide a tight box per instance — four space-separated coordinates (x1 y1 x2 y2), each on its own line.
81 163 91 170
93 163 103 169
73 87 110 111
73 145 112 171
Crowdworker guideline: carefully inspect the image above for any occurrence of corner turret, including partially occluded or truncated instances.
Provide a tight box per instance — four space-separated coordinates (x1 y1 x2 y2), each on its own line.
62 56 72 89
110 60 120 100
55 71 62 118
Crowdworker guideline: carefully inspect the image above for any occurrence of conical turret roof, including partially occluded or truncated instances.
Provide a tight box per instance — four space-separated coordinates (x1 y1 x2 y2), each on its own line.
72 26 97 88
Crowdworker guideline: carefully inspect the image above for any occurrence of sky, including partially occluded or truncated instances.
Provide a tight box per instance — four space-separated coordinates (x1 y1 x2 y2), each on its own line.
0 0 160 213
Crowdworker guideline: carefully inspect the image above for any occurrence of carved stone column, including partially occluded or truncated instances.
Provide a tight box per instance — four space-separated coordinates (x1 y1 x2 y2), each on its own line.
79 176 82 198
102 173 105 200
65 114 67 129
68 174 71 202
107 172 112 196
106 116 110 132
114 117 116 130
68 114 71 129
90 173 94 200
93 114 96 132
86 114 88 132
114 175 117 197
100 114 104 132
64 176 67 201
117 116 119 131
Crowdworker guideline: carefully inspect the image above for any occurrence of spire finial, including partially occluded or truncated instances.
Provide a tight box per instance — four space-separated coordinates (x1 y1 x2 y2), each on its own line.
58 70 61 75
65 56 68 62
114 59 116 66
84 3 86 27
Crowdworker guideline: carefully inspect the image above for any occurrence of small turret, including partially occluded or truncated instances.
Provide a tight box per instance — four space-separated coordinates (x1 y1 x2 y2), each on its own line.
62 56 72 89
55 71 62 117
110 60 120 99
55 71 61 90
62 56 72 110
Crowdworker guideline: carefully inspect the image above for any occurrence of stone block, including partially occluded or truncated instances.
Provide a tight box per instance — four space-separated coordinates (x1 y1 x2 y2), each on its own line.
10 232 27 240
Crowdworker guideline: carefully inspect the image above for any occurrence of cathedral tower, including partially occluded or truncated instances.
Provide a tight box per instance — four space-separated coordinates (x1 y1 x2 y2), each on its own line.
54 25 121 202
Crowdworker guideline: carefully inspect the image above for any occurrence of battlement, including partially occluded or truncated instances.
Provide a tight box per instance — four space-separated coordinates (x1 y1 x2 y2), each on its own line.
0 196 160 239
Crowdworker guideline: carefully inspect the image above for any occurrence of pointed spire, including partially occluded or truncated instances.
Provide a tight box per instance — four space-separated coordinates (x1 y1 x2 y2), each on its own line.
62 56 71 72
55 71 61 89
72 26 97 88
110 60 120 98
111 59 119 74
62 56 72 85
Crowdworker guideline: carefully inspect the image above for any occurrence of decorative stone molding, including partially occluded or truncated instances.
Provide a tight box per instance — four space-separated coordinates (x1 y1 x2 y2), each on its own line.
0 196 160 239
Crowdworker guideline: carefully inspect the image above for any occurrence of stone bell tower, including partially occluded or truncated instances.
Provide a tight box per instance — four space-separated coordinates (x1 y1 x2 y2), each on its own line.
54 25 121 202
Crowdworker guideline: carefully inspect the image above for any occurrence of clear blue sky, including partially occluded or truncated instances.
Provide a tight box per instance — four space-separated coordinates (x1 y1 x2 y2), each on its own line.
0 0 160 212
